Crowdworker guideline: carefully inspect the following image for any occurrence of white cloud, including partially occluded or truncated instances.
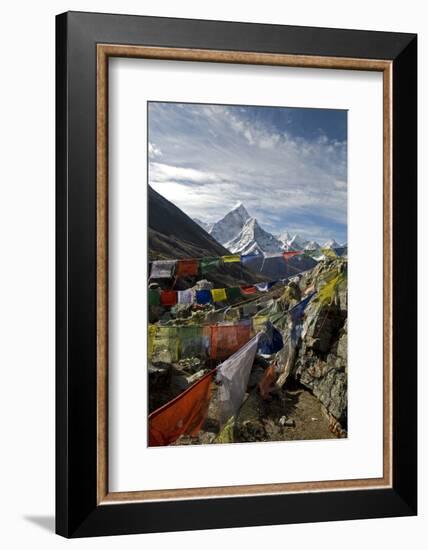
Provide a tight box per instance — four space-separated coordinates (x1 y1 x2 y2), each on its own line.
148 103 347 243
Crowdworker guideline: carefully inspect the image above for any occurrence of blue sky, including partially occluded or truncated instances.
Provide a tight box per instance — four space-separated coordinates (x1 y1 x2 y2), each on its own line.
148 102 347 244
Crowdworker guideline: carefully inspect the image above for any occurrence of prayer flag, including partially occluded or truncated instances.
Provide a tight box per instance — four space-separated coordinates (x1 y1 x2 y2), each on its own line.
241 253 261 268
216 334 260 423
222 254 241 263
317 272 345 305
176 259 199 277
210 323 252 361
177 289 194 305
150 326 179 363
177 326 206 358
160 290 177 306
242 302 258 317
255 281 277 292
148 289 161 306
211 288 227 302
148 324 157 359
320 248 337 259
258 323 284 355
252 314 270 334
150 260 176 279
226 286 242 301
148 369 214 446
283 251 303 261
215 416 235 443
240 285 257 295
196 289 212 305
289 292 316 345
200 257 220 275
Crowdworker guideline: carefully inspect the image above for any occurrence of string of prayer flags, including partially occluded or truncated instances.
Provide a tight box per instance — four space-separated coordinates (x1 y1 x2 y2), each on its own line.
283 250 303 260
222 254 241 263
176 259 199 277
200 257 220 275
148 368 214 446
148 288 161 306
211 288 228 303
196 289 212 305
216 334 260 423
209 322 252 361
160 290 177 307
150 259 176 279
177 289 194 305
240 285 257 295
226 286 242 301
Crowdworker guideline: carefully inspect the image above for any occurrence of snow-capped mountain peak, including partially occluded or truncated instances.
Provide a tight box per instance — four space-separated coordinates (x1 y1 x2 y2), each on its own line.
287 234 308 251
209 203 251 244
225 216 283 256
304 240 321 250
322 238 341 249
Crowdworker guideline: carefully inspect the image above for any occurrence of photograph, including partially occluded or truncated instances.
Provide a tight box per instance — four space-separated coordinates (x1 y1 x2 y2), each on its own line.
147 101 348 446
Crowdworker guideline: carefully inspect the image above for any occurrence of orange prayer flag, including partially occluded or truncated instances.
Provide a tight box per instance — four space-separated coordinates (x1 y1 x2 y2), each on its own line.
148 370 214 446
259 365 277 399
176 259 199 277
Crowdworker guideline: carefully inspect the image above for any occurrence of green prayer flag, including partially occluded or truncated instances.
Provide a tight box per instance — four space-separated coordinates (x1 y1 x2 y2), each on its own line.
148 289 161 306
200 257 220 275
226 286 241 301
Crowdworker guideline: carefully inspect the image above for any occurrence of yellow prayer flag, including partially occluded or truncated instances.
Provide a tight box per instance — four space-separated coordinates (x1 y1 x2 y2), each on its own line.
211 288 227 302
215 416 235 444
222 255 241 263
320 248 337 259
148 324 157 359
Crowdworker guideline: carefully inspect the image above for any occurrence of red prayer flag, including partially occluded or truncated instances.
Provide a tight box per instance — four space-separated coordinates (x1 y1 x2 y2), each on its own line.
210 323 252 360
148 370 214 446
240 285 257 295
160 290 177 306
283 251 303 260
176 259 199 277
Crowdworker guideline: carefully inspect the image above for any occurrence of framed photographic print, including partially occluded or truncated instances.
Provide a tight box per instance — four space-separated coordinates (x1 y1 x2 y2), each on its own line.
56 11 417 537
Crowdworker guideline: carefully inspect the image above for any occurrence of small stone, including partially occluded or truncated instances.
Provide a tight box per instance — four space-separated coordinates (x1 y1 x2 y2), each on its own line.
279 415 287 426
284 419 295 427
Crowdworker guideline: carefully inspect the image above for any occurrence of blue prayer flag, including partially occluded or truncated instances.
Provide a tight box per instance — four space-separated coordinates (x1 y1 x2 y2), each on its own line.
196 289 212 305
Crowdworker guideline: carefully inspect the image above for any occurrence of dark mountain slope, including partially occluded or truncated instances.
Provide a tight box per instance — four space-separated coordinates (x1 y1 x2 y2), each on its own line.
149 186 228 257
148 186 268 287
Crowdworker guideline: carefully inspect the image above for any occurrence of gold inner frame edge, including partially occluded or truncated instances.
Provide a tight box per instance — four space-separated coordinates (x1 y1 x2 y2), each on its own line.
96 44 393 504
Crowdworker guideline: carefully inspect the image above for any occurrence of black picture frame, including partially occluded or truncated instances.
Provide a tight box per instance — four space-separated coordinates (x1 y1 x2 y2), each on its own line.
56 11 417 538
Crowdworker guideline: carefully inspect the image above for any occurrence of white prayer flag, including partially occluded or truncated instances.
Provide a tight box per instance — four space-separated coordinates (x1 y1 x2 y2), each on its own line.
177 289 194 304
150 260 176 279
216 334 260 424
